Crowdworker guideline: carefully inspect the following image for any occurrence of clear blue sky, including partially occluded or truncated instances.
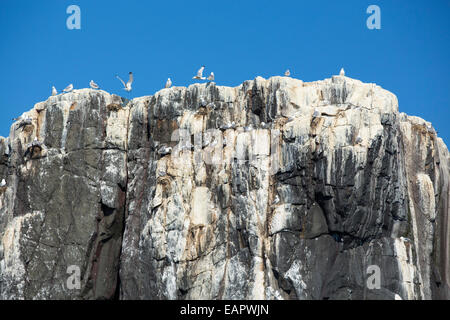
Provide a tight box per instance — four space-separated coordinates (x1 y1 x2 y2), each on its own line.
0 0 449 143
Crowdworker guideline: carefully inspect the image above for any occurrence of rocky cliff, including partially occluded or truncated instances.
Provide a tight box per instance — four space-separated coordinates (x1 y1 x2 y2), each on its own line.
0 75 448 300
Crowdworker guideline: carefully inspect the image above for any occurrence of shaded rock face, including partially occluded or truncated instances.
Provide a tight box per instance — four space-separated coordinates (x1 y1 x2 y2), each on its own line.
0 76 449 300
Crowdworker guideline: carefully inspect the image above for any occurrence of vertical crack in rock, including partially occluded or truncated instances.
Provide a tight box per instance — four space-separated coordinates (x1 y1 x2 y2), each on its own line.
0 76 449 300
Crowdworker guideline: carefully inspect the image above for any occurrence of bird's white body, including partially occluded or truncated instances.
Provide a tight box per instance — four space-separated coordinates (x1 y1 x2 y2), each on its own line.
158 146 172 156
355 136 363 144
33 137 42 147
0 179 6 187
220 121 235 130
116 72 133 92
63 84 73 93
339 68 345 76
261 122 270 129
272 195 280 205
165 78 172 88
312 109 321 118
207 72 214 81
27 137 42 149
52 86 58 96
23 117 33 125
90 80 100 89
193 66 206 80
401 237 411 243
284 69 290 76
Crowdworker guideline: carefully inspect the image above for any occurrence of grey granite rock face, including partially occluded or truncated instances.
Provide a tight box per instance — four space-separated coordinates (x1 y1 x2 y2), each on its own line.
0 76 449 300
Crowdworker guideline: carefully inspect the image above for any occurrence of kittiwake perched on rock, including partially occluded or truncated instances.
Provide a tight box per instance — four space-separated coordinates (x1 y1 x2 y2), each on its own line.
90 80 100 89
63 84 73 93
116 72 133 92
30 137 43 148
52 86 58 96
312 109 321 118
401 237 411 243
207 72 214 81
0 179 6 187
355 136 363 144
284 69 290 76
426 124 436 134
244 124 254 132
193 66 206 80
220 121 235 131
339 68 345 76
24 137 45 159
261 122 270 129
165 78 172 88
157 145 172 156
272 195 280 205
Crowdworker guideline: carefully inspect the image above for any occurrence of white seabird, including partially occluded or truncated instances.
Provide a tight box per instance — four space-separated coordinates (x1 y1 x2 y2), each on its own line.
26 137 43 151
90 80 100 89
157 145 172 156
244 124 253 132
272 195 280 205
426 124 436 134
401 237 411 243
116 72 133 92
52 86 58 96
312 109 321 118
31 137 43 147
339 68 345 76
207 72 215 81
193 66 206 80
261 122 271 129
0 179 6 187
355 136 363 144
220 122 234 131
284 69 290 76
165 78 172 88
24 137 44 159
63 84 73 93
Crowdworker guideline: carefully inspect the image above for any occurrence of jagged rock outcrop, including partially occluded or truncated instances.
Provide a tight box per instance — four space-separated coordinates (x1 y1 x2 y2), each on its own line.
0 75 449 300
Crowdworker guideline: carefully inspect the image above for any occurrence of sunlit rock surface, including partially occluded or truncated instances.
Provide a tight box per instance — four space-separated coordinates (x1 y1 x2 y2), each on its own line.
0 75 449 300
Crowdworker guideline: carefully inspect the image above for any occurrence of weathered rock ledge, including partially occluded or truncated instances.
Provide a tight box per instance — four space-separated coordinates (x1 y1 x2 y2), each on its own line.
0 75 449 299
